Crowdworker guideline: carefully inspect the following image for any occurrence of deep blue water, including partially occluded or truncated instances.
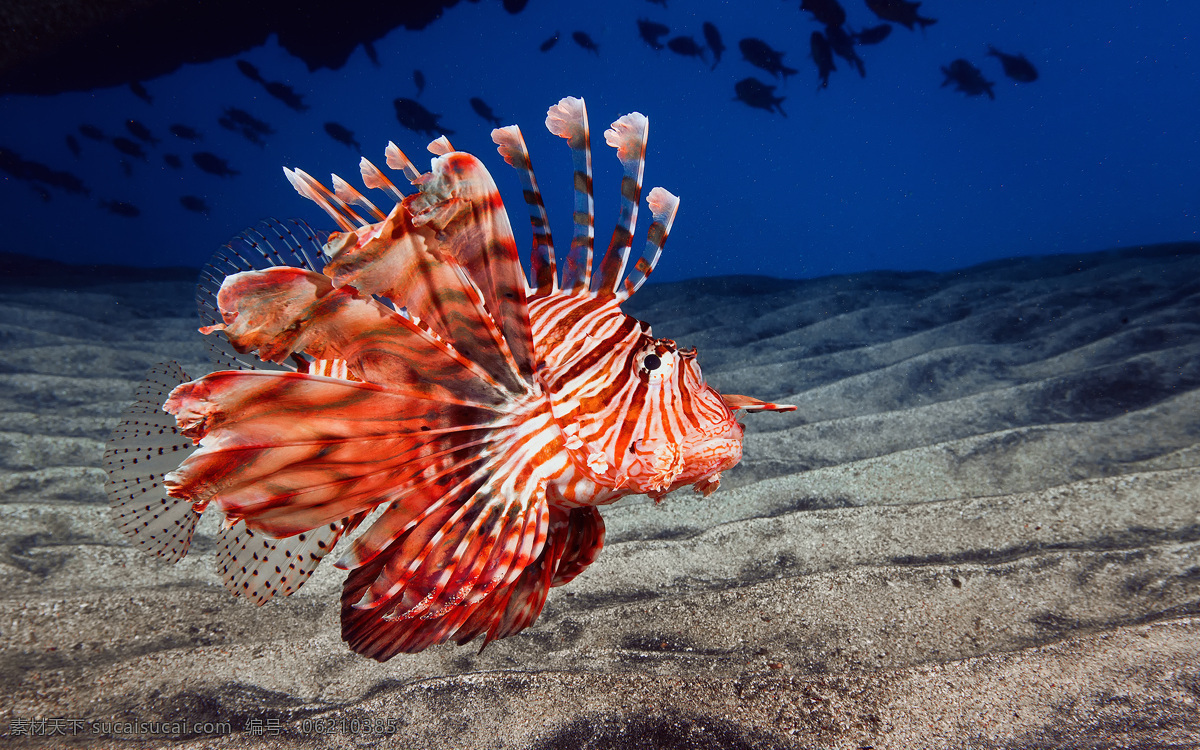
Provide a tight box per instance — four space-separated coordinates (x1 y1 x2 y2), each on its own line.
1 0 1197 283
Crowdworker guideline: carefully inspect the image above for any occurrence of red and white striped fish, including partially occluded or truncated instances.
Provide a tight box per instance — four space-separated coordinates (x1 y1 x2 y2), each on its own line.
105 97 793 661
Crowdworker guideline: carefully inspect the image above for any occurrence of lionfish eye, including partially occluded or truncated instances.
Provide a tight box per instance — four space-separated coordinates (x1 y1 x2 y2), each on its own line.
643 353 662 371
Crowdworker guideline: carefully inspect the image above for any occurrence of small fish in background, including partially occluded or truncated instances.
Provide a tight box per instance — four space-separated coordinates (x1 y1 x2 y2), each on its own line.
824 24 865 77
413 69 426 96
79 124 106 142
179 195 210 215
65 134 81 158
129 81 153 104
265 80 309 112
324 122 362 151
111 136 148 161
170 124 203 141
647 0 668 6
99 199 140 217
163 153 183 169
539 31 560 52
667 36 707 64
503 0 528 11
637 19 670 51
801 0 846 27
364 41 380 67
987 46 1038 83
853 24 893 45
469 97 503 127
866 0 936 30
734 77 787 115
810 31 836 88
236 59 264 83
393 97 454 136
0 145 89 195
193 151 239 176
572 31 600 55
222 107 274 147
739 38 798 80
941 59 995 99
126 119 159 145
702 22 724 70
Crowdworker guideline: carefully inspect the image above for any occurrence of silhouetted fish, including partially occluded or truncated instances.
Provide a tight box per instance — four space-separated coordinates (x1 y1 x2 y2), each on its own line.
573 31 600 55
100 199 140 217
941 59 995 99
503 0 528 11
265 81 308 112
734 78 786 115
79 124 106 142
413 69 426 96
0 146 89 195
866 0 936 30
193 152 239 176
647 0 667 6
987 46 1038 82
224 107 274 134
180 195 210 215
129 81 152 104
469 97 503 127
702 22 724 69
667 36 706 63
810 31 836 88
170 124 202 141
825 25 865 76
637 19 669 51
324 122 362 151
66 135 81 158
237 60 264 83
393 98 454 136
540 32 560 52
853 24 893 45
112 136 148 161
163 153 183 169
364 42 380 67
126 119 159 145
801 0 846 27
739 38 798 79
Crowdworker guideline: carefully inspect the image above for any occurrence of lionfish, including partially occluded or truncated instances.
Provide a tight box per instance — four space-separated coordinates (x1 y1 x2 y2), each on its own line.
105 97 793 661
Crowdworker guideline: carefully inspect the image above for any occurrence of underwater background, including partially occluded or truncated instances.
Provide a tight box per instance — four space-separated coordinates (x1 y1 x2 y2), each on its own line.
1 0 1196 279
3 2 1200 749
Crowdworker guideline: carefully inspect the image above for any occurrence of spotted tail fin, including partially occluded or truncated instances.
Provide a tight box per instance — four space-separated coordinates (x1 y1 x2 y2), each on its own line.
545 96 594 294
105 362 199 563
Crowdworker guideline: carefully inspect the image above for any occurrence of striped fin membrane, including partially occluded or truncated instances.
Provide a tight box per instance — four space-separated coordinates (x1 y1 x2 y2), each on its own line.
105 362 200 563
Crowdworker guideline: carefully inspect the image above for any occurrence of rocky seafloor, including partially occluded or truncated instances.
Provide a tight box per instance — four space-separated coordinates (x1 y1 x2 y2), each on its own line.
2 243 1198 749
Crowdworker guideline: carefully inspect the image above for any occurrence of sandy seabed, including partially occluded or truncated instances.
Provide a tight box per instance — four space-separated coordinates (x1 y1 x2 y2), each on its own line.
2 243 1199 749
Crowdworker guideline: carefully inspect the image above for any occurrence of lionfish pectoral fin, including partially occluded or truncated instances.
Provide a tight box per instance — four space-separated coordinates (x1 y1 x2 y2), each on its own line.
105 362 200 564
721 393 797 412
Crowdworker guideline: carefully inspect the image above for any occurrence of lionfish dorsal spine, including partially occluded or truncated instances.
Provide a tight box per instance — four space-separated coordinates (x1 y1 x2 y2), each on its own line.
492 124 558 296
331 173 386 221
385 141 423 183
358 157 406 204
545 96 594 294
595 112 649 295
283 167 366 232
620 186 680 301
